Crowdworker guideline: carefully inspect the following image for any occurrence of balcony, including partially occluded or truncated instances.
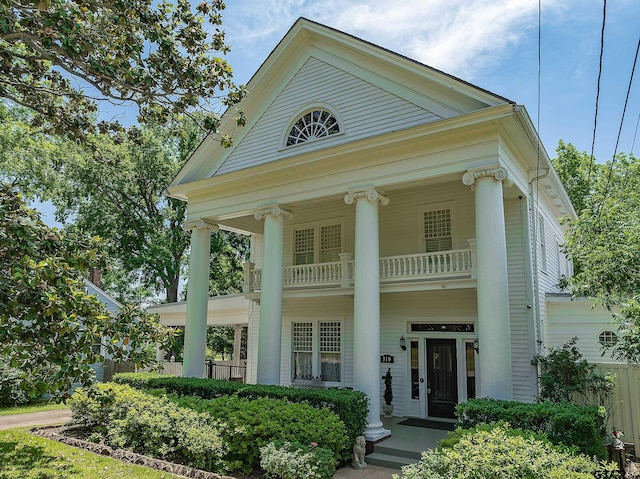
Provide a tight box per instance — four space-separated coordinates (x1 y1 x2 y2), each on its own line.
243 243 476 294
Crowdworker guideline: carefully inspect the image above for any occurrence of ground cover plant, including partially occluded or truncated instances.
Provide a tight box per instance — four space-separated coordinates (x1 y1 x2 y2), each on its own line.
0 428 182 479
397 423 619 479
260 440 337 479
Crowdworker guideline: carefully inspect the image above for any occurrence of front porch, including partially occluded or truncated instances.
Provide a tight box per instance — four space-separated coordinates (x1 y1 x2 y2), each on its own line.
365 416 453 469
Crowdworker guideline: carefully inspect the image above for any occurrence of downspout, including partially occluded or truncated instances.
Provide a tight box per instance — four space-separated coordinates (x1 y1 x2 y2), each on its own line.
529 167 549 397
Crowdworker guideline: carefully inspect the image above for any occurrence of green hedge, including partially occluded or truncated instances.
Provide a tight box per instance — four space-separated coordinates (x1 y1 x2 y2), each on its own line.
113 373 368 462
173 394 347 473
456 398 607 458
69 383 226 472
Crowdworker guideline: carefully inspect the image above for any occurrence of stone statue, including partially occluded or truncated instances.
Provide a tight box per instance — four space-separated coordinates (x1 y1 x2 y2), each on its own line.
352 435 367 469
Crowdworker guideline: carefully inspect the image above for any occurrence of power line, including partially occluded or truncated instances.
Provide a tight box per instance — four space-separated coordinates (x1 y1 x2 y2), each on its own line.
632 110 640 156
586 0 607 189
602 37 640 198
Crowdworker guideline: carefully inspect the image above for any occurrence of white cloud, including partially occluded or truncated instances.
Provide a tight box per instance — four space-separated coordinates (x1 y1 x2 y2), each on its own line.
224 0 573 79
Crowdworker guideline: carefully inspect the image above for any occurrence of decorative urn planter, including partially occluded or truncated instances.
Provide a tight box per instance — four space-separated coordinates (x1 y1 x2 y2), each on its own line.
382 403 394 417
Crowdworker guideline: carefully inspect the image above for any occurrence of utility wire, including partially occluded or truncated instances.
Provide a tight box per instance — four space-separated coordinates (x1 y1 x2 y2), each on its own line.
601 37 640 202
587 0 607 189
631 110 640 156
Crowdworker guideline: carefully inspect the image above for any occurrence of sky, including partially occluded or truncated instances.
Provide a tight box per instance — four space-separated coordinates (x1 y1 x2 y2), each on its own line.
34 0 640 225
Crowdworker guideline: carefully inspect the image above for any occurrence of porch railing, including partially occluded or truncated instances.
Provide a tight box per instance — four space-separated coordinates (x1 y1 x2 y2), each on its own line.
244 242 475 293
157 361 246 383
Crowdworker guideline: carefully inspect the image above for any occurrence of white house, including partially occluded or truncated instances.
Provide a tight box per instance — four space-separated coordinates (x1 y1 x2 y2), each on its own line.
166 18 577 442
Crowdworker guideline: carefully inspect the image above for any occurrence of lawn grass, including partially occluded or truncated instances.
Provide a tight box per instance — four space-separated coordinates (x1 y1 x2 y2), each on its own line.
0 401 69 416
0 428 183 479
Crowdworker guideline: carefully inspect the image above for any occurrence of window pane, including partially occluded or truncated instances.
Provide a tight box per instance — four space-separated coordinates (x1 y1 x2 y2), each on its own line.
320 224 341 263
320 322 341 382
424 209 452 252
294 228 314 265
465 342 476 399
292 322 313 380
411 340 419 400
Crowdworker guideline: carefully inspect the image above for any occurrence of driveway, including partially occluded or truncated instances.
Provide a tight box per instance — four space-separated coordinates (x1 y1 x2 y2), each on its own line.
0 409 72 430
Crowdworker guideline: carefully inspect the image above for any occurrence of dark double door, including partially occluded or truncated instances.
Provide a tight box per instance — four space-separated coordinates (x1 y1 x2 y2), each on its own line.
426 338 458 419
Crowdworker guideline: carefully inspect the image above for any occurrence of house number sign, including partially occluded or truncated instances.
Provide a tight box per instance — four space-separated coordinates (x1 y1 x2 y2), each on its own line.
380 354 394 364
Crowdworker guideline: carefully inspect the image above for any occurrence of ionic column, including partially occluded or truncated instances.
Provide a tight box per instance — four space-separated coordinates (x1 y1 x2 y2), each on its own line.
344 188 390 442
183 219 218 378
254 205 292 385
462 166 513 400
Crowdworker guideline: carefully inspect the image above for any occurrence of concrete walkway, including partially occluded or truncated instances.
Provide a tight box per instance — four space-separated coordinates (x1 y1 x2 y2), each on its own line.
0 409 401 478
0 409 72 430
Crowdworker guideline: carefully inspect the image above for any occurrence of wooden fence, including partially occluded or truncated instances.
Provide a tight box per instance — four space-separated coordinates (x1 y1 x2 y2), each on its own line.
593 363 640 456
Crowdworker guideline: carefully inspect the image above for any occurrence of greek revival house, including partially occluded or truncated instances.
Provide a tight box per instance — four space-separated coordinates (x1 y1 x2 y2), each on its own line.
166 18 575 441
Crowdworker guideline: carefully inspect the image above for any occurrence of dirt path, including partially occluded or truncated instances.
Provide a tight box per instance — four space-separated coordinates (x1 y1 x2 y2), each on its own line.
0 409 72 430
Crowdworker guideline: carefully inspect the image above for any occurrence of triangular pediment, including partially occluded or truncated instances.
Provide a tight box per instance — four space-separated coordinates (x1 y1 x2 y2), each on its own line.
170 18 512 189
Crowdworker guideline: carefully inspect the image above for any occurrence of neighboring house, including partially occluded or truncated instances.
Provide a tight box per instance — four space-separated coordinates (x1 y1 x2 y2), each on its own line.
546 295 640 455
167 18 579 441
84 274 122 382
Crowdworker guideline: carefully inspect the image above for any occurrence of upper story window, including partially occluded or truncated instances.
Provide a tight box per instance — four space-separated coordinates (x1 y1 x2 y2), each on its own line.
293 221 343 265
286 109 340 146
419 203 454 252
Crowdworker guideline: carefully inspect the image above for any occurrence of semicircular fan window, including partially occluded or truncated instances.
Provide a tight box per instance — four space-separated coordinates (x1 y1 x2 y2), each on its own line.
287 109 340 146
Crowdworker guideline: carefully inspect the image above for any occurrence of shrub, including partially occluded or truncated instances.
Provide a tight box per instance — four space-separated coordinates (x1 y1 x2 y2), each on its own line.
69 383 226 472
456 398 607 458
173 394 347 474
114 373 367 463
260 441 337 479
399 424 619 479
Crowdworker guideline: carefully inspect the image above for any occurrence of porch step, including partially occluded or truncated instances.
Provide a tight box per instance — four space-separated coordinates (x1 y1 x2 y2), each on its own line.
366 446 421 470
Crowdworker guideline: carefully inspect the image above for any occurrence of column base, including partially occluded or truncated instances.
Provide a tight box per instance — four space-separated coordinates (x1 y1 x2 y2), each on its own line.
364 420 391 442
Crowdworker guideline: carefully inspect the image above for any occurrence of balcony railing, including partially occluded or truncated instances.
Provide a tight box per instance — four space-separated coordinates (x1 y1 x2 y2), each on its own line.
244 243 475 293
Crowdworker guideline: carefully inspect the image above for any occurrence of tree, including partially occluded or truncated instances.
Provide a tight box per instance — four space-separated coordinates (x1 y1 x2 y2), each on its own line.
553 142 640 364
206 326 234 360
0 106 249 303
0 0 246 141
0 182 173 399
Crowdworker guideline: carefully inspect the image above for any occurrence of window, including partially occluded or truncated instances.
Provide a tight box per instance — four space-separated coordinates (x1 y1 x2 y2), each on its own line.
292 321 342 383
539 213 547 272
419 203 454 252
598 330 618 347
286 109 340 146
293 221 343 265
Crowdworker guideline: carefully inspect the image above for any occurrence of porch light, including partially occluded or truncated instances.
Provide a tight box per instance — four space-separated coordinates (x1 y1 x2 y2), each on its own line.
473 338 479 353
400 336 406 351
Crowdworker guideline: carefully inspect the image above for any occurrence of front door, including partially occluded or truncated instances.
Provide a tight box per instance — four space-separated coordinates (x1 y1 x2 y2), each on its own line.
426 338 458 418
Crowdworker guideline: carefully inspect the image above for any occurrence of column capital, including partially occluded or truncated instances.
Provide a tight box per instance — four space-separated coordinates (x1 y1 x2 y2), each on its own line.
462 165 508 186
344 187 389 206
254 205 293 221
183 218 219 232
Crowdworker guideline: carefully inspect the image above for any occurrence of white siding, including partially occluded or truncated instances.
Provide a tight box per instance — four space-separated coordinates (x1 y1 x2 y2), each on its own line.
505 198 537 402
216 57 442 176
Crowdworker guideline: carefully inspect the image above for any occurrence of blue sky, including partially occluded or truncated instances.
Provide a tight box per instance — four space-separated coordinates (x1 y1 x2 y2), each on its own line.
35 0 639 224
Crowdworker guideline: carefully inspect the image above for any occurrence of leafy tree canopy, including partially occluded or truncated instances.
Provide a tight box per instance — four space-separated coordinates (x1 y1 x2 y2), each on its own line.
0 0 246 140
553 142 640 364
0 182 174 399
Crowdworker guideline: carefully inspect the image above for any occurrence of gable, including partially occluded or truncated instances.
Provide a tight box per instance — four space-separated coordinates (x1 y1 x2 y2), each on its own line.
215 57 443 176
170 18 513 189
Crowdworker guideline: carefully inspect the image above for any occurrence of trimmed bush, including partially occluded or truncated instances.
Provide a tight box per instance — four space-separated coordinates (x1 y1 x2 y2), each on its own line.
114 373 367 463
456 398 607 458
260 441 337 479
69 383 226 472
173 394 348 474
400 423 618 479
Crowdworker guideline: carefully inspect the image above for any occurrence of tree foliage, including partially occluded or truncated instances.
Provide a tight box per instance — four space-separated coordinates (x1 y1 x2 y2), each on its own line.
0 0 246 140
0 106 249 303
553 142 640 364
0 182 173 399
